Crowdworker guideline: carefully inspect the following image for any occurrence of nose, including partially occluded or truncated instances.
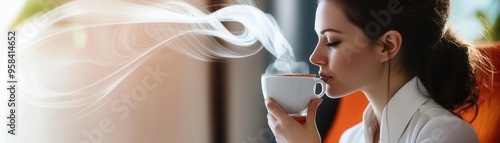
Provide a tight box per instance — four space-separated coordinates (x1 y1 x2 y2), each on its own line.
309 43 327 67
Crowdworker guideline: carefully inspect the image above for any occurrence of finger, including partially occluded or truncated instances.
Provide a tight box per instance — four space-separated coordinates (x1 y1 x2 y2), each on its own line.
306 98 323 126
265 98 289 121
267 113 277 130
267 112 277 123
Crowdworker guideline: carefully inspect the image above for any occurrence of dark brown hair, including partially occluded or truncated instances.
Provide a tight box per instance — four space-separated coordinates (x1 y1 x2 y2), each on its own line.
329 0 493 119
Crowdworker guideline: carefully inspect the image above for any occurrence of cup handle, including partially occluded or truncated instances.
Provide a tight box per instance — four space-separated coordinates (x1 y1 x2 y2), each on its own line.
314 78 326 98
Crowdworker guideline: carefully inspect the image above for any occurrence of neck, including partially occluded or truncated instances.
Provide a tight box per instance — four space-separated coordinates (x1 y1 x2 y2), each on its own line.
361 67 411 126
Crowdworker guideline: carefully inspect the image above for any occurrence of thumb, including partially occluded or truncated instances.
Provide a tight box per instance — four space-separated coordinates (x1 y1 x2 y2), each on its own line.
306 98 323 126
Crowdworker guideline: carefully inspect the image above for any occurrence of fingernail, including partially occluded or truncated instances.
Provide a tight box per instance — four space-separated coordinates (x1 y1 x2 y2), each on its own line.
317 98 323 106
264 99 271 106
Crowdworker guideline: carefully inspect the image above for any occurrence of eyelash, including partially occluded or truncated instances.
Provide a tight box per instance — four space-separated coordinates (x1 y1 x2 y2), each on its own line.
325 41 341 47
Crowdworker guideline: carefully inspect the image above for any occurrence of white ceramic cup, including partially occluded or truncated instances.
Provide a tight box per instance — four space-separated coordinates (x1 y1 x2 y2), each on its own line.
261 74 326 116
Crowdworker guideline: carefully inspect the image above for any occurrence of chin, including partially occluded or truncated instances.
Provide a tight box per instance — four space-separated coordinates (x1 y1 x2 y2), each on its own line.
325 89 350 99
324 83 359 99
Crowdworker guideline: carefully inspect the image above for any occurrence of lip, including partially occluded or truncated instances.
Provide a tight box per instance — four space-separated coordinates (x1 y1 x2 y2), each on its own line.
319 72 333 82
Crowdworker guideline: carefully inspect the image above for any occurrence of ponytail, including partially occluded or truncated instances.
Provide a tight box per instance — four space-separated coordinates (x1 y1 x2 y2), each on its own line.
418 29 491 120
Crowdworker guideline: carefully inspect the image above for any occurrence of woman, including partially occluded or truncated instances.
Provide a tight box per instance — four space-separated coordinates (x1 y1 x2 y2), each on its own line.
265 0 491 142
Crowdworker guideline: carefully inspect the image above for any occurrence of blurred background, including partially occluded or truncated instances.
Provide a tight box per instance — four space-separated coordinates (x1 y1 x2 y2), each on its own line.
1 0 498 143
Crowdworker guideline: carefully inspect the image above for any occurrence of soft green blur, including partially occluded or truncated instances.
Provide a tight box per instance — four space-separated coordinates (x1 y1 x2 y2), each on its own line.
476 10 500 42
10 0 67 28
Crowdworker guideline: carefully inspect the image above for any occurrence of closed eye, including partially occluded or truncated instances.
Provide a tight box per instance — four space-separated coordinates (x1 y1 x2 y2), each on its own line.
325 41 341 47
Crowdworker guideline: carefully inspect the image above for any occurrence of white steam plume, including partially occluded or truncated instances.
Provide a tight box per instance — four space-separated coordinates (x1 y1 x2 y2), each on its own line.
16 0 307 121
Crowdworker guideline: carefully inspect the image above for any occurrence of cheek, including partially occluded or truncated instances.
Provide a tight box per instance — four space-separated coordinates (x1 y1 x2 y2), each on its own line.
326 46 379 96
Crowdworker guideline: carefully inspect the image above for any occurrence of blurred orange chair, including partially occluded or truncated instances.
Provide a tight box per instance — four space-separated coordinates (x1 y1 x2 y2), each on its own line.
324 43 500 143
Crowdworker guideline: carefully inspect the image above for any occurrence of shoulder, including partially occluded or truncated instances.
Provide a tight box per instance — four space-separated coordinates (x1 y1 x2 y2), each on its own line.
413 101 479 143
340 123 364 143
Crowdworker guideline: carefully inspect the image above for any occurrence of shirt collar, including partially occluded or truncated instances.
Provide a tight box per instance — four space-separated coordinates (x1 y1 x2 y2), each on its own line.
362 76 430 143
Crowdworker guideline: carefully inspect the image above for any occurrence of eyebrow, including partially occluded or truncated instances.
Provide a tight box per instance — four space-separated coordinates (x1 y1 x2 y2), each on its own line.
320 28 343 35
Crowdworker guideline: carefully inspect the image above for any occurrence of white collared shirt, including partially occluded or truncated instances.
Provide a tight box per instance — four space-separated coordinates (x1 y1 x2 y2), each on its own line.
340 77 479 143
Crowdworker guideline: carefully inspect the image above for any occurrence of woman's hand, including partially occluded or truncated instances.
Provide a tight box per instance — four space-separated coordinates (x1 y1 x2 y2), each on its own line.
265 98 323 143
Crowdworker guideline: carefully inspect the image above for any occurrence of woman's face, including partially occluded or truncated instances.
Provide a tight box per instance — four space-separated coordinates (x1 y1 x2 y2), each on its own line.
310 1 385 98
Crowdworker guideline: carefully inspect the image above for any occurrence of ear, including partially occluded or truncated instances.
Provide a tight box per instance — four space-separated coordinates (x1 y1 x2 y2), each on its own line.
377 30 402 62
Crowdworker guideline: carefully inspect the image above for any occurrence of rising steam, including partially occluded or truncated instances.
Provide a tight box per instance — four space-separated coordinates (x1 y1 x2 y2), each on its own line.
16 0 308 121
